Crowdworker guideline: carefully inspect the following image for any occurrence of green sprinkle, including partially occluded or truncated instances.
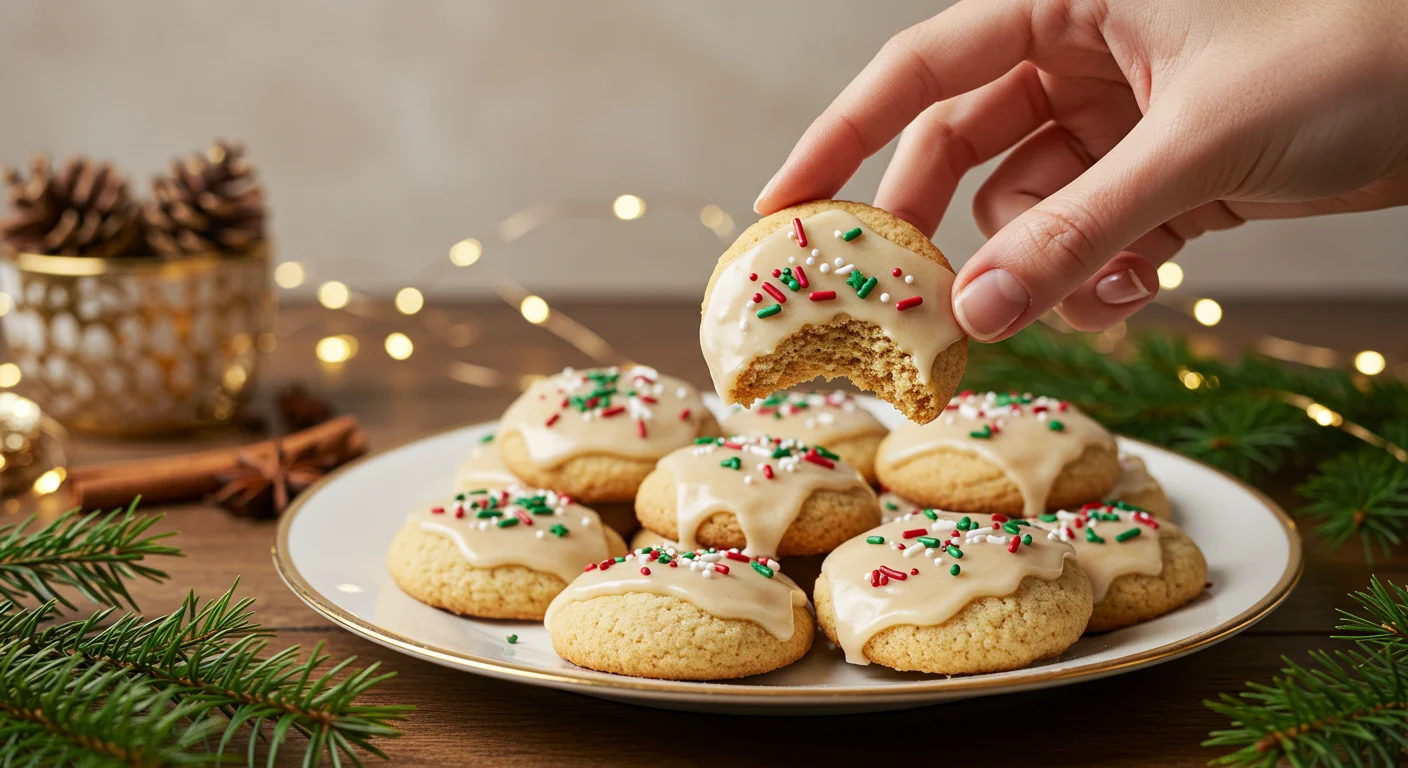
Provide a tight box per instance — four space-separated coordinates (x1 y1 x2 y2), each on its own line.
640 546 654 554
507 634 518 644
846 270 867 291
1116 528 1142 542
969 425 993 439
1039 513 1058 523
885 502 898 511
842 227 862 241
1085 527 1105 544
682 551 697 559
946 546 964 559
751 561 775 578
614 556 626 563
469 489 489 495
1003 522 1021 535
917 536 942 548
694 436 717 444
922 508 938 521
856 276 878 299
757 304 782 319
1009 519 1032 527
657 554 671 564
1022 534 1033 546
496 517 519 528
479 433 495 443
771 447 792 458
550 524 569 537
950 564 961 576
476 510 503 519
1048 420 1065 432
957 516 972 531
813 445 840 460
529 506 555 515
454 493 467 502
720 456 742 470
866 536 885 545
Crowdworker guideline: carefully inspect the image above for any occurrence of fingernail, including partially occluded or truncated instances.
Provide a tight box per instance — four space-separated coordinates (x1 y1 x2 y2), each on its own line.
953 269 1030 341
1095 269 1151 305
753 172 780 214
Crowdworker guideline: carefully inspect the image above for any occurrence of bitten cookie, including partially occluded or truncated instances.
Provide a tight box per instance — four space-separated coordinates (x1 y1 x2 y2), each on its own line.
700 200 967 424
1038 502 1206 632
545 544 813 680
635 434 881 557
814 512 1092 674
1107 453 1172 519
497 365 720 504
876 391 1120 517
723 390 888 484
388 486 627 620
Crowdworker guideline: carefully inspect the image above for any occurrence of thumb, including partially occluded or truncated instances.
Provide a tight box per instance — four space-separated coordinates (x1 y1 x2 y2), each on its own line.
952 103 1225 341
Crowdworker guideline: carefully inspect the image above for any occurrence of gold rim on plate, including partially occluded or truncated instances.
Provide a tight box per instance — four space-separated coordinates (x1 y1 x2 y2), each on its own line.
272 424 1303 699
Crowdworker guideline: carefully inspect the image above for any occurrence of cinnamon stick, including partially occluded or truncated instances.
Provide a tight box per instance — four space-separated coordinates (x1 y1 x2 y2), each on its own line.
69 415 367 510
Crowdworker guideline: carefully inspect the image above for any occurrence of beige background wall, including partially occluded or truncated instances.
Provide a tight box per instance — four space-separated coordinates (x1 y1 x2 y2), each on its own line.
1 0 1403 298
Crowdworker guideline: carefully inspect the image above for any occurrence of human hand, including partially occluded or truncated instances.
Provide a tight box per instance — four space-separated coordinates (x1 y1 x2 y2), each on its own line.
753 0 1408 341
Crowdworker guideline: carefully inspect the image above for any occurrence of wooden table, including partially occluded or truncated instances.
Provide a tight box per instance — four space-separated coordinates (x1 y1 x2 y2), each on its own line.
60 299 1408 766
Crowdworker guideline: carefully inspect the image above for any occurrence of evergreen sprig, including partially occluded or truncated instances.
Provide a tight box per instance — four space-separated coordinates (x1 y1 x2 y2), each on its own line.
965 328 1408 558
0 500 177 611
1206 576 1408 766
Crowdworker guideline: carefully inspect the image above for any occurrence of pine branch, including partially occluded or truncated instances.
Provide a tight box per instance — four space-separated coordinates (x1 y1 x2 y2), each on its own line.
0 500 177 611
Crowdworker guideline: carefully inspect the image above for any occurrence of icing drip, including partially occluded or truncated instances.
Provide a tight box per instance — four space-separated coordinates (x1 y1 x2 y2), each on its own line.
498 365 709 467
407 484 614 584
658 434 876 557
700 210 963 404
1109 453 1160 499
1039 502 1164 603
723 390 886 446
452 432 520 491
544 544 808 641
821 512 1076 665
881 391 1116 517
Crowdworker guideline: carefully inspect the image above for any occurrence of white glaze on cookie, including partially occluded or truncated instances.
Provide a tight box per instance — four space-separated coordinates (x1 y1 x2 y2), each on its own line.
881 392 1117 517
544 545 808 641
498 365 710 467
452 433 520 491
878 491 922 524
657 434 876 556
408 485 614 584
723 391 886 446
822 512 1076 665
1039 503 1164 603
700 210 963 404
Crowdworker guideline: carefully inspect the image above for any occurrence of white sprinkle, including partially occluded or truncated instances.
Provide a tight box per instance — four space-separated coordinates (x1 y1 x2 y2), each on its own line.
904 275 914 284
677 387 688 398
836 264 855 275
743 475 754 485
746 299 756 307
944 414 956 425
834 230 843 238
805 256 815 265
788 255 796 263
702 569 713 578
903 543 925 558
536 530 546 539
833 257 844 266
787 230 795 239
581 516 593 526
811 248 821 257
819 264 831 274
879 292 890 302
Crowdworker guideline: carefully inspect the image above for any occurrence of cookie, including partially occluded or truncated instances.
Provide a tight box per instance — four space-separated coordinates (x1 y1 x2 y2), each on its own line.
627 529 828 595
497 365 720 504
635 434 880 557
452 432 520 491
388 486 627 620
1038 502 1205 632
878 491 923 523
700 200 967 424
545 544 813 680
1106 453 1172 518
814 512 1091 674
722 390 888 484
876 391 1120 517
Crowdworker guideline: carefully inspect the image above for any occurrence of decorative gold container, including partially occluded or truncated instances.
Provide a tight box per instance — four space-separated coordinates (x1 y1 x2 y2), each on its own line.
0 244 273 436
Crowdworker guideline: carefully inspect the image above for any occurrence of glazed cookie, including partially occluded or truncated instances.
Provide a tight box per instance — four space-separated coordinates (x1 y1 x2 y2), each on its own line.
635 434 880 557
497 365 720 504
700 200 967 424
723 390 888 484
452 432 520 492
388 486 627 620
1039 502 1206 632
876 391 1120 518
545 544 813 680
1107 454 1172 518
814 513 1092 674
627 528 828 594
878 491 924 524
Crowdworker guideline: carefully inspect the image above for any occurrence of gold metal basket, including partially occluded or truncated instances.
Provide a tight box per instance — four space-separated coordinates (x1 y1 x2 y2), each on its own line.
0 244 273 436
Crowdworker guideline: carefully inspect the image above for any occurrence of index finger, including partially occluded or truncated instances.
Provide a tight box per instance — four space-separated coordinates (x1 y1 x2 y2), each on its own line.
754 0 1037 215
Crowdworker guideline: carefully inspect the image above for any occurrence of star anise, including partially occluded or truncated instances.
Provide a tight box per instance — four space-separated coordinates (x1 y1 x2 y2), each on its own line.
208 436 350 519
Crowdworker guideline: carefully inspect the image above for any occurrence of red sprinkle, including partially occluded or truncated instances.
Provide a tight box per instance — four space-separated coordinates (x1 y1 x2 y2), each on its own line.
895 296 924 311
601 405 626 418
455 508 465 519
679 408 691 420
772 268 782 278
725 551 751 563
792 217 808 247
1008 536 1021 553
794 265 809 288
762 282 787 303
1064 527 1075 539
870 569 881 587
599 559 613 571
584 562 598 572
713 563 730 575
1081 502 1102 512
902 528 926 539
993 514 1009 522
762 464 775 479
431 506 445 515
752 292 763 303
515 509 533 526
803 451 835 469
808 290 836 301
636 419 648 438
1074 517 1085 528
748 272 758 281
640 395 658 404
669 560 678 567
545 413 560 427
993 522 1001 529
1059 401 1070 412
640 567 651 575
959 390 973 398
910 568 920 576
892 268 902 277
878 565 908 580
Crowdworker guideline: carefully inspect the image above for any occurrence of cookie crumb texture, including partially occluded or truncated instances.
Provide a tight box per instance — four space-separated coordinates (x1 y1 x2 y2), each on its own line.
1088 527 1207 633
814 564 1092 675
549 593 813 680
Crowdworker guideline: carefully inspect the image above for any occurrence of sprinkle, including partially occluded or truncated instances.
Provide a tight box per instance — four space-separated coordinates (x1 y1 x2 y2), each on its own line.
636 419 648 438
762 282 787 303
792 217 808 247
515 509 533 526
892 268 902 277
1116 528 1142 542
1038 513 1058 522
879 292 890 302
902 528 926 539
969 425 993 439
856 276 878 298
600 405 626 418
957 516 972 531
725 551 751 563
818 263 830 273
869 569 883 587
803 451 835 469
430 506 445 515
507 634 518 644
545 413 560 427
813 445 840 460
695 436 718 444
679 408 691 420
895 296 923 311
922 508 938 520
916 536 942 548
752 292 762 303
772 268 782 278
950 564 961 576
720 456 742 470
1048 420 1066 432
794 265 809 288
748 272 757 281
866 535 885 545
479 433 495 444
584 562 597 572
1085 527 1106 544
993 514 1009 522
946 545 963 558
1008 536 1021 553
756 304 782 319
496 517 519 528
904 274 914 284
809 290 836 301
878 565 907 580
550 524 569 537
762 464 775 479
713 563 730 575
640 566 651 575
751 561 775 578
1003 521 1021 535
841 227 862 241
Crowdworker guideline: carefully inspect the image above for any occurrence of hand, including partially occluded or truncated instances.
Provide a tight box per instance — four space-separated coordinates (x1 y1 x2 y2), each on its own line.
753 0 1408 341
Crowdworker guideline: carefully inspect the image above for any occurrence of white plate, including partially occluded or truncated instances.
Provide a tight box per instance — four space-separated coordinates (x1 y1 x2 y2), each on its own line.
274 397 1302 714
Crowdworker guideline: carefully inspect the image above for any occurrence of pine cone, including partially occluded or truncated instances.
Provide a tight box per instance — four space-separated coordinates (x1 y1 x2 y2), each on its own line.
0 154 142 257
144 140 266 257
